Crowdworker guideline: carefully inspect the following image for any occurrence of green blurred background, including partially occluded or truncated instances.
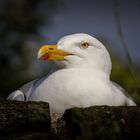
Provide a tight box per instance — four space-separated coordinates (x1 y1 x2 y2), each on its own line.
0 0 140 104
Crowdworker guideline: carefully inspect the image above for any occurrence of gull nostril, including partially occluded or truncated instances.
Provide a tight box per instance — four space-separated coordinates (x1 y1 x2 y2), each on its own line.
49 48 54 50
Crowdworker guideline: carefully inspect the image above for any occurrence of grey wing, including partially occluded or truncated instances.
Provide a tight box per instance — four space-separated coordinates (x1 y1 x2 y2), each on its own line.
7 64 59 101
111 81 136 106
7 80 36 101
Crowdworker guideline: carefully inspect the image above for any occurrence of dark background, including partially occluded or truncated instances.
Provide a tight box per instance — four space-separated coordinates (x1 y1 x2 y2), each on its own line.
0 0 140 103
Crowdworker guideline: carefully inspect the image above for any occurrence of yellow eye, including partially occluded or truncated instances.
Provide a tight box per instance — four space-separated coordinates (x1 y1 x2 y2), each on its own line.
80 42 89 49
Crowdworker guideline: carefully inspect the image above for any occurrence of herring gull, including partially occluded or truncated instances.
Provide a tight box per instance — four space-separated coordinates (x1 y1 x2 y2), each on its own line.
7 33 136 114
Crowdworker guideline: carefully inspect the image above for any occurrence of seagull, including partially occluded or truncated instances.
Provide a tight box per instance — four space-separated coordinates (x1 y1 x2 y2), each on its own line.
7 33 136 114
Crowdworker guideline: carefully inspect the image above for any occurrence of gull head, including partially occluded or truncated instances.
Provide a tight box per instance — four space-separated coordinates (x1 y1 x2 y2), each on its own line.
38 33 112 75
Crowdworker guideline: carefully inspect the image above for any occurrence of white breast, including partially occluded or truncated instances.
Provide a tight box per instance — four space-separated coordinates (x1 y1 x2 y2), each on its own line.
29 69 115 113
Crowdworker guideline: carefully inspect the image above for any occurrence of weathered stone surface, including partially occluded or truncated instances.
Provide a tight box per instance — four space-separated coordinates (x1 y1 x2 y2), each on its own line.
0 99 51 139
60 106 140 140
0 98 139 140
2 132 60 140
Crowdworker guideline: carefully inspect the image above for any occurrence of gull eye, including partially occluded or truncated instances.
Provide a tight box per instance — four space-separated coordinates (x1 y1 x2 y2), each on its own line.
80 42 89 49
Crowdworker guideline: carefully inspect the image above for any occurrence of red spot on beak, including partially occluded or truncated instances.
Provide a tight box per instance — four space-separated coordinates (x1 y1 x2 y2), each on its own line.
41 53 50 60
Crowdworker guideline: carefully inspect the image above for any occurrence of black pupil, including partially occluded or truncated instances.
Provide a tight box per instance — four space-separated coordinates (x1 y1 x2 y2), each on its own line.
83 43 87 46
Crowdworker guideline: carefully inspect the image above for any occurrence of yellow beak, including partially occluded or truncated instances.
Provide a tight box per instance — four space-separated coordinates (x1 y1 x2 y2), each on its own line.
37 45 71 60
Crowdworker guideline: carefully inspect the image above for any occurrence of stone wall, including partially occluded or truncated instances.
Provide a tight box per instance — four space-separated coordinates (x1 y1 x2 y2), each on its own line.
0 98 139 140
